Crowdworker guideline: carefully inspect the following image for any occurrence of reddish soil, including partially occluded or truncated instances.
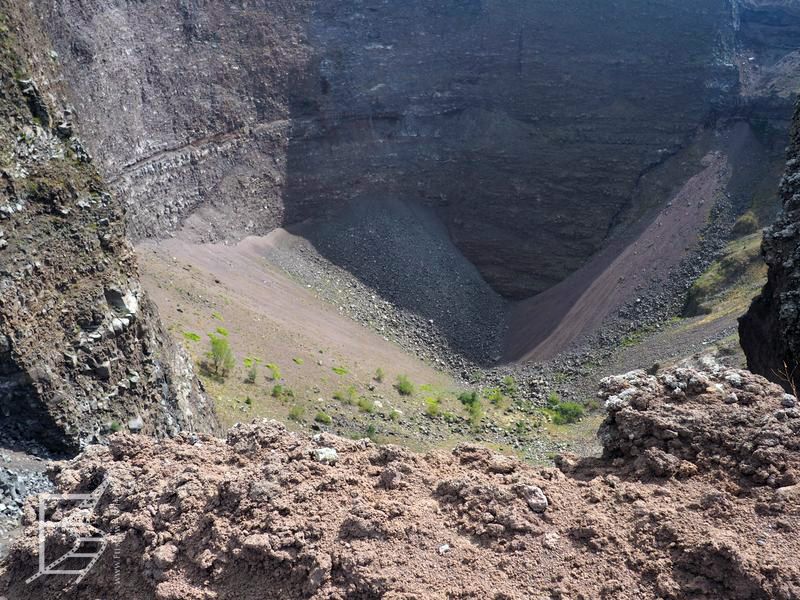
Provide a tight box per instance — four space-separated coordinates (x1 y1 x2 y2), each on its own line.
504 151 729 362
3 361 800 599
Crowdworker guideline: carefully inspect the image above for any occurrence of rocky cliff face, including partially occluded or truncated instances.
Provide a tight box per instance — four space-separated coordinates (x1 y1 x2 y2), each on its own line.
740 102 800 391
0 2 218 455
35 0 791 300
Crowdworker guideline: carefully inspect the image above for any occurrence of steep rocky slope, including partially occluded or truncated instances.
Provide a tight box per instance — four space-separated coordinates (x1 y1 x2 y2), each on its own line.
741 101 800 392
0 2 218 454
3 361 800 599
33 0 794 299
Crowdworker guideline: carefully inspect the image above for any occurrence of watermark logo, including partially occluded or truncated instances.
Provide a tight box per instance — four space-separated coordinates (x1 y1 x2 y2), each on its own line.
26 478 109 586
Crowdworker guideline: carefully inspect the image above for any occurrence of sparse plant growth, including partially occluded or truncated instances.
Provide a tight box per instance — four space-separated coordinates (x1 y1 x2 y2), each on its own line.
424 396 441 417
395 375 414 396
389 409 401 422
110 420 122 433
288 405 305 422
245 396 253 406
265 363 281 381
182 331 201 343
458 391 479 408
292 357 304 365
357 397 375 413
469 370 484 384
501 375 518 397
211 312 224 321
271 384 293 399
732 210 759 236
366 424 377 441
216 326 229 337
374 367 385 383
243 357 260 384
546 392 585 424
206 333 235 377
334 386 358 405
314 411 332 425
484 387 505 407
458 391 483 426
332 366 348 376
773 361 800 398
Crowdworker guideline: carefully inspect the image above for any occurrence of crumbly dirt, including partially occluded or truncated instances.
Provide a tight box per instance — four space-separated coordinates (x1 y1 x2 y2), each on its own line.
3 361 800 599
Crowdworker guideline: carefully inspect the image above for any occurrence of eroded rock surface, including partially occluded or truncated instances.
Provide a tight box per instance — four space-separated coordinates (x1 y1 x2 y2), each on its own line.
0 2 218 454
741 101 800 392
3 363 799 599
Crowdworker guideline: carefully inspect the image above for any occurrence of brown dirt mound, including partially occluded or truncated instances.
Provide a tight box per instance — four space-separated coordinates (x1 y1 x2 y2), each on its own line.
3 362 800 599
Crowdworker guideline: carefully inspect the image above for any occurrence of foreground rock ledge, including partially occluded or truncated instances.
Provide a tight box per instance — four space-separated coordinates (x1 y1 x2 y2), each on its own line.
2 363 800 600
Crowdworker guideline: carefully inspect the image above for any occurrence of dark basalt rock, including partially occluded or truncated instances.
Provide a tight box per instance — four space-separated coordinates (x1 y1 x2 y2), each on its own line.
740 102 800 392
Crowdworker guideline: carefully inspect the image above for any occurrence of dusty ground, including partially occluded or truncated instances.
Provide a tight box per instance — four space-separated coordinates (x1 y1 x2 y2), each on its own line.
3 361 800 599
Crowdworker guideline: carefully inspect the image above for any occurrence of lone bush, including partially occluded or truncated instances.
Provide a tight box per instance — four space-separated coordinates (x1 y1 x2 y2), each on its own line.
732 211 759 236
206 334 235 377
288 405 305 422
546 392 585 424
395 375 414 396
314 411 332 425
424 396 441 417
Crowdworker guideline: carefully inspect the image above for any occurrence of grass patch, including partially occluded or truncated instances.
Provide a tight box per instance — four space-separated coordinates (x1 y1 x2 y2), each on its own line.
357 397 375 413
292 357 304 365
544 392 584 425
334 386 358 405
288 405 305 422
374 368 385 383
424 396 441 417
332 366 348 376
314 411 332 425
265 363 281 381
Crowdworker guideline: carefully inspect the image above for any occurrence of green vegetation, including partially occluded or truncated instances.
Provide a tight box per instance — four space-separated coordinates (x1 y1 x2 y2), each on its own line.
389 409 401 422
243 357 260 384
206 333 235 377
484 387 505 407
245 396 253 406
271 384 293 399
182 331 201 343
334 386 358 405
424 396 441 417
110 420 122 433
366 424 377 441
211 312 224 321
684 233 764 317
458 391 483 426
732 210 759 236
265 363 281 381
395 375 414 396
545 392 585 425
332 366 348 376
501 375 518 397
314 411 332 425
357 397 375 413
374 367 385 383
292 357 304 365
288 405 305 422
215 326 229 337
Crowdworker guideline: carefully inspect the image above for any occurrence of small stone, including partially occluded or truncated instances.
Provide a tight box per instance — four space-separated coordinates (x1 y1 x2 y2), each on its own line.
95 361 111 380
127 415 144 433
111 318 124 334
522 485 549 513
312 447 338 465
782 395 796 408
542 532 560 549
437 544 451 555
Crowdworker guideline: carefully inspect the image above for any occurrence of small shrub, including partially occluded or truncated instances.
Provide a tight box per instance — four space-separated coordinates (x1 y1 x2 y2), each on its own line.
288 405 305 422
332 366 348 376
245 364 258 384
366 424 377 440
424 396 441 417
334 386 358 404
358 397 375 413
469 370 484 384
395 375 414 396
182 331 201 343
211 312 224 321
292 357 304 365
467 399 483 427
314 411 332 425
501 375 518 397
271 384 285 398
546 392 585 424
206 334 235 377
110 420 122 433
484 387 505 406
458 391 480 408
245 396 253 406
374 367 385 383
733 210 759 236
389 409 401 422
216 326 229 337
265 363 281 381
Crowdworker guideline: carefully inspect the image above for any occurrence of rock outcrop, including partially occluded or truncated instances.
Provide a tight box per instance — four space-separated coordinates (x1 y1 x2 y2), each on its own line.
3 362 799 599
33 0 799 300
741 101 800 392
0 2 219 454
